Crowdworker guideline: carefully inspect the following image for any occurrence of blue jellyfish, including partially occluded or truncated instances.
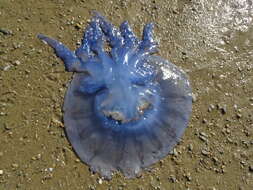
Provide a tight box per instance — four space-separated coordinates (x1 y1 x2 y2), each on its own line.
38 12 192 179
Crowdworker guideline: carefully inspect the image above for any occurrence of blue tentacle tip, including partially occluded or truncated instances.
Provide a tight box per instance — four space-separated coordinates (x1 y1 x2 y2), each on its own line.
37 34 80 72
37 12 192 179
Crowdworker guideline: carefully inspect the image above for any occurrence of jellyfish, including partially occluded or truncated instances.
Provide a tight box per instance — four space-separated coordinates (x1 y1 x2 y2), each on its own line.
37 12 192 179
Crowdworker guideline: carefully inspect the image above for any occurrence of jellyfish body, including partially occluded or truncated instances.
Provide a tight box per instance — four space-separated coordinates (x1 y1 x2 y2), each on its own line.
38 12 192 179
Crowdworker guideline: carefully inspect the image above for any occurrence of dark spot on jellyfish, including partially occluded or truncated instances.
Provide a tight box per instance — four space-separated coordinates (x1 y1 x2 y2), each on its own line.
37 11 192 179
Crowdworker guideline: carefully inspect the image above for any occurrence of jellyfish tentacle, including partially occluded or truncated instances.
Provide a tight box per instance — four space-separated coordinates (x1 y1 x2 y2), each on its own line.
76 21 112 93
84 19 113 75
75 38 91 62
85 20 104 52
119 21 139 48
75 24 94 61
125 23 158 68
140 23 158 53
93 11 123 48
112 21 139 65
37 34 83 72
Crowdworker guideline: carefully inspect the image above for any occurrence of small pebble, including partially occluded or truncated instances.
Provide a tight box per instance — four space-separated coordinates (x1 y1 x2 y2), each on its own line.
236 113 242 118
199 135 208 142
2 65 11 71
172 148 178 156
249 165 253 172
185 173 192 181
208 104 215 112
200 132 208 138
201 150 209 156
25 69 30 74
192 93 197 102
12 163 19 168
0 28 12 35
216 83 222 90
51 117 64 128
172 8 179 14
0 170 3 175
98 178 103 184
202 118 207 124
212 157 219 163
168 175 177 183
216 104 227 114
13 60 21 66
220 106 227 114
75 159 80 163
0 112 6 116
188 144 193 151
75 23 82 30
4 123 11 130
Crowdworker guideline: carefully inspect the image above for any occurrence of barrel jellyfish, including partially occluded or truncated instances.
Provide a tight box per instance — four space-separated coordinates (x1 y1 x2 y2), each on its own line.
37 12 192 179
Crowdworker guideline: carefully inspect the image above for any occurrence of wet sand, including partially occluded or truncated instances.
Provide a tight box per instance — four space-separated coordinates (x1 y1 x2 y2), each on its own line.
0 0 252 189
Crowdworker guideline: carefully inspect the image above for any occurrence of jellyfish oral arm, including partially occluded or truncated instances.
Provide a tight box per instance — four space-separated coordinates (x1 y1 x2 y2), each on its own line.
37 34 82 72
